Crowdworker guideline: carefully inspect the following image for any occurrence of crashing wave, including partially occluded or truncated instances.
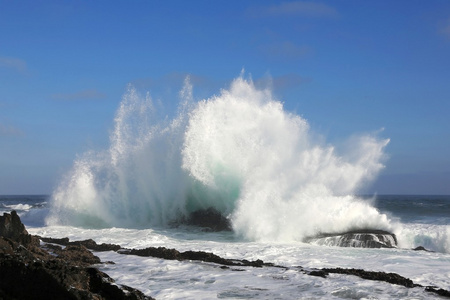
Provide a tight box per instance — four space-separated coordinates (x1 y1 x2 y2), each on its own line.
47 74 391 242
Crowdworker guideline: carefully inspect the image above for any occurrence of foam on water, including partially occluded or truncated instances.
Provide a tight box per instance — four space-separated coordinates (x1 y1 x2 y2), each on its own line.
27 225 450 299
47 75 392 242
396 224 450 253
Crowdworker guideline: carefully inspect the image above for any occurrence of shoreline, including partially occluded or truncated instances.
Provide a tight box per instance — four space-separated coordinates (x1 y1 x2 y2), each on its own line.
2 211 450 299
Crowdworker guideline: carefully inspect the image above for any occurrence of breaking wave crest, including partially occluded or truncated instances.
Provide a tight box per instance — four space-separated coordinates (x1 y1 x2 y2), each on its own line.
47 75 392 242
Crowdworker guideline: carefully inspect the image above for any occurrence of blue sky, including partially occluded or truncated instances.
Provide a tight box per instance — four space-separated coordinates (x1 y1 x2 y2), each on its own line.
1 0 449 195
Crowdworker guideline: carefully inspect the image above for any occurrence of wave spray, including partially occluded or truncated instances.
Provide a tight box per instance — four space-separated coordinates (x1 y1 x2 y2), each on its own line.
47 75 391 242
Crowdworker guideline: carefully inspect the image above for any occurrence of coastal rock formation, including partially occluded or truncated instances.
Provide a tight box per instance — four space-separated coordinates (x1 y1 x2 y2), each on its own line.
0 210 39 247
0 211 153 300
320 268 416 287
186 207 232 231
305 229 397 248
119 246 275 269
40 236 122 252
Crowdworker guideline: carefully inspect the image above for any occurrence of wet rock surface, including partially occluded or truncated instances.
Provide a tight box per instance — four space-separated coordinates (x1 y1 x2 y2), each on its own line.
119 246 277 268
0 211 153 300
320 268 417 288
305 229 398 248
186 207 232 231
40 236 122 252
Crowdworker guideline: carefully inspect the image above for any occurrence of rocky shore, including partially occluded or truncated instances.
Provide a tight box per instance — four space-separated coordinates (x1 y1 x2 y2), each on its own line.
1 211 449 299
0 211 153 300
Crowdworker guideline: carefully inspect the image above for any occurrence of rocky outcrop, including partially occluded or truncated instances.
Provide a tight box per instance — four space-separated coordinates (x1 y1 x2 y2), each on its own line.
305 229 397 248
119 246 277 269
0 210 39 247
0 211 153 300
320 268 417 287
186 207 232 231
40 236 121 252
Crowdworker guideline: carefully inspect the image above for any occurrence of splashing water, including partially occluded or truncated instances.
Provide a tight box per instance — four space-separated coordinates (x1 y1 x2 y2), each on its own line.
47 75 392 241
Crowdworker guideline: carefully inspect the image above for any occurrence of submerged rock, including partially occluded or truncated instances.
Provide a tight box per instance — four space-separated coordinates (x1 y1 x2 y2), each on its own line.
305 229 397 248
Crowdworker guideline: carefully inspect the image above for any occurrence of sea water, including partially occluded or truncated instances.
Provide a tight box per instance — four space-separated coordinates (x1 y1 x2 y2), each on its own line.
3 76 450 298
2 194 450 299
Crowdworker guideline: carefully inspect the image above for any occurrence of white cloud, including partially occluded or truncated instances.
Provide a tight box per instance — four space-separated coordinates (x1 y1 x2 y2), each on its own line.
252 1 338 18
51 89 107 101
0 56 28 74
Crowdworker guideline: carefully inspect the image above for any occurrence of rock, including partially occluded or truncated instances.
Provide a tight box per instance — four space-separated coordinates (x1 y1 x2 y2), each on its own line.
71 239 122 252
413 246 433 252
125 246 182 260
425 286 450 297
187 207 232 231
0 210 27 238
308 270 328 278
321 268 417 288
0 255 151 300
47 244 102 266
40 237 121 252
0 210 39 247
305 229 397 248
122 245 276 269
0 211 153 300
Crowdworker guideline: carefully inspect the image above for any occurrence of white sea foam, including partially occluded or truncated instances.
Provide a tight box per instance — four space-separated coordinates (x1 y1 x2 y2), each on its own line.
4 203 33 211
396 223 450 253
27 225 450 299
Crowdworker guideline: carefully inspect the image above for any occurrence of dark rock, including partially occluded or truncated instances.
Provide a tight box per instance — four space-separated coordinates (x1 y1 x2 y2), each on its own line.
122 246 274 268
51 244 102 266
0 211 153 300
126 246 182 260
0 210 27 238
184 250 239 266
0 256 80 300
425 286 450 297
187 207 232 231
413 246 433 252
305 229 397 248
71 239 122 252
40 237 122 252
86 267 150 300
40 236 70 245
0 255 151 300
0 210 40 247
321 268 417 288
0 237 14 255
308 270 328 278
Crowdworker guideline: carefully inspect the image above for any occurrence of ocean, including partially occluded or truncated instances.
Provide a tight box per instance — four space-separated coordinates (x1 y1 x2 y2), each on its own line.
2 76 449 298
1 194 449 299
